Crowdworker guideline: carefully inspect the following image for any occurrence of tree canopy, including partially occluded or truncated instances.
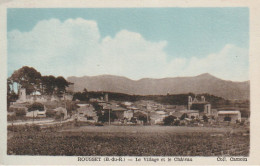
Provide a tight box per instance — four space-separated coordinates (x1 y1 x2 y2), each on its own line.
8 66 71 96
163 115 177 125
28 102 44 112
41 75 56 95
10 66 42 95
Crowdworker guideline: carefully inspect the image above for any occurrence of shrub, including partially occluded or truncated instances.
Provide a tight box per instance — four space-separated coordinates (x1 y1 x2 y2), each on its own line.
28 102 44 112
203 115 209 122
7 124 41 132
8 107 16 112
95 122 104 126
55 113 64 120
173 119 180 126
134 112 150 123
15 109 26 116
163 115 177 125
7 115 16 121
46 110 56 117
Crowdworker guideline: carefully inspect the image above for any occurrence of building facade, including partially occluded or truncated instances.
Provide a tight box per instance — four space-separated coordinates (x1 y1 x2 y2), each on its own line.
188 96 211 115
217 110 241 123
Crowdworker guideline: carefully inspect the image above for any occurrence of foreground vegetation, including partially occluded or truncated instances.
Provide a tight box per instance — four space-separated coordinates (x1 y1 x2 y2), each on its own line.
7 125 249 156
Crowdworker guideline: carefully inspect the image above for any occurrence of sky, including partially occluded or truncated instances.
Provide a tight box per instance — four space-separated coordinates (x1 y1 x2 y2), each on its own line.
7 8 249 81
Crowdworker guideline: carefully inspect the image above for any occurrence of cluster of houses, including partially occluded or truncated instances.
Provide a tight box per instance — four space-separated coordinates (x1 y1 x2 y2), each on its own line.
8 88 243 125
76 94 242 125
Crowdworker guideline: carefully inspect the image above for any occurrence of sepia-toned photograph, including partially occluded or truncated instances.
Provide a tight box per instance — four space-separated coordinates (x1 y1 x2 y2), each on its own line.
1 1 258 164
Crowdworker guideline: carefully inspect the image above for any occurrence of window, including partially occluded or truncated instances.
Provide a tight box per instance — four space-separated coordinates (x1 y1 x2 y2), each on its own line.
224 116 231 121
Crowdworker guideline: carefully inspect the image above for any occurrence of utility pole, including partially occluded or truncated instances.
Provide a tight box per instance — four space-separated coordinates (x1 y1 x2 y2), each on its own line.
147 111 149 125
33 91 36 124
61 92 66 125
109 108 111 125
64 93 66 120
33 110 35 124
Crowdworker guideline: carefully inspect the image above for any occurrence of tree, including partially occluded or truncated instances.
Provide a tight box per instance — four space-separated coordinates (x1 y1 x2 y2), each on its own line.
55 112 65 120
46 109 56 117
28 102 44 112
10 66 42 95
7 78 18 108
7 78 13 94
8 66 73 100
41 75 56 95
163 115 177 125
73 90 89 101
15 109 26 116
55 76 69 96
92 102 102 111
203 115 209 122
173 119 180 126
7 92 18 108
180 113 188 120
83 88 88 93
133 112 150 123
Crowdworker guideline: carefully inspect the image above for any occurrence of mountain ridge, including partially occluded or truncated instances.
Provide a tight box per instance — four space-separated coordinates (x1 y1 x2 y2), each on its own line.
67 73 249 100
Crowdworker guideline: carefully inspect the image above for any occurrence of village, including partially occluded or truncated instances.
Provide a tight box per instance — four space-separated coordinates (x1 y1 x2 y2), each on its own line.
7 86 246 127
4 7 253 160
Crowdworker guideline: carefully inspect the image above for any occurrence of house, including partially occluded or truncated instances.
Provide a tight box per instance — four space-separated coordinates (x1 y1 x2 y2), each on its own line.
77 104 97 122
150 111 168 124
124 110 134 120
179 110 200 119
155 110 167 115
170 111 183 118
127 106 140 112
103 104 127 120
168 110 200 121
9 101 48 118
165 108 176 115
217 110 241 123
122 101 133 107
26 109 47 118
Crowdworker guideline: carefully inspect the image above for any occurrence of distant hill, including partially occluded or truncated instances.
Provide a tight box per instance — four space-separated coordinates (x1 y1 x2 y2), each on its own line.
67 73 249 100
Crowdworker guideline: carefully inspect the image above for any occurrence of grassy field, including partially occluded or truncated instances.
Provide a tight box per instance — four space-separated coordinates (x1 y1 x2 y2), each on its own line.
61 125 245 133
7 125 249 156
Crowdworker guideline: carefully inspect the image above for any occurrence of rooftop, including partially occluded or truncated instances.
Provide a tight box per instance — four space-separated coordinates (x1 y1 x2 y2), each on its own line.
180 110 199 113
218 110 241 114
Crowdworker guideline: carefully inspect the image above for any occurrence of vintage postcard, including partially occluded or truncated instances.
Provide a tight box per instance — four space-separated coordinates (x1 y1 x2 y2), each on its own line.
0 0 260 165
